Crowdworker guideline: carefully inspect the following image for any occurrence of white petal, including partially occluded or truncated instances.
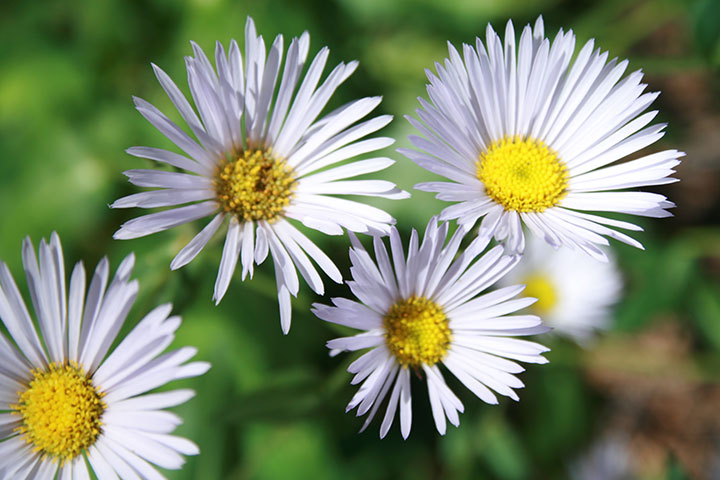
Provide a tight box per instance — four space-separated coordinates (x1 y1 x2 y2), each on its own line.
213 218 242 303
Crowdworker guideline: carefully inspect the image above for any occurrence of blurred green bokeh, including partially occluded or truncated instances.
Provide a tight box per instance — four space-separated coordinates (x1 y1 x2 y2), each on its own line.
1 0 719 478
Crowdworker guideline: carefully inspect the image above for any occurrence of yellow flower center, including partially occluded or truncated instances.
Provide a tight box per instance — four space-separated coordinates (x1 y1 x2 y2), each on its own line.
523 274 558 315
477 136 569 212
383 296 451 367
13 362 105 462
214 149 297 222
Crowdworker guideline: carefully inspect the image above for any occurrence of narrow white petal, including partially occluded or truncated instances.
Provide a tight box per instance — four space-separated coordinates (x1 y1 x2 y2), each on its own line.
114 201 218 240
213 218 242 304
398 367 412 439
171 213 226 270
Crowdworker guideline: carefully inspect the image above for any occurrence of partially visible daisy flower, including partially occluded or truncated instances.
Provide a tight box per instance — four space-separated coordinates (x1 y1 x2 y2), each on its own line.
401 16 683 261
499 235 622 343
0 233 209 478
113 17 407 333
313 218 550 438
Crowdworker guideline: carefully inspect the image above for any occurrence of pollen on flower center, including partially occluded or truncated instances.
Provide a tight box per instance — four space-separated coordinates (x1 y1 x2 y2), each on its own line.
214 149 297 222
523 274 558 315
477 136 569 212
13 362 105 461
383 296 451 367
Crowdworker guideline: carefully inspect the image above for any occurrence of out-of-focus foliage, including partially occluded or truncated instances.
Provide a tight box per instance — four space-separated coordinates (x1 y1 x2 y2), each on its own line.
0 0 718 478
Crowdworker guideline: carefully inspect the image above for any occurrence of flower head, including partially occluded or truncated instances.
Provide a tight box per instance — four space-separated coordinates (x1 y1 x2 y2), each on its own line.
313 218 550 438
0 233 209 478
113 17 408 333
500 235 622 343
401 16 683 261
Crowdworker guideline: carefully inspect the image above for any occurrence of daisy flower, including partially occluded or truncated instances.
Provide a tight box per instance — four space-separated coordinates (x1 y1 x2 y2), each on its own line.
499 235 622 343
113 17 407 333
313 218 550 438
400 16 683 261
0 233 209 478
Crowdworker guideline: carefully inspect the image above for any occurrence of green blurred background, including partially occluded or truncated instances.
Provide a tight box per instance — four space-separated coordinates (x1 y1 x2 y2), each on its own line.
1 0 719 478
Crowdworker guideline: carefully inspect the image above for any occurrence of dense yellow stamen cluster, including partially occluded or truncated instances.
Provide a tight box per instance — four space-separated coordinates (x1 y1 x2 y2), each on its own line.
13 362 105 462
523 274 558 315
215 149 297 222
383 296 452 367
477 136 569 212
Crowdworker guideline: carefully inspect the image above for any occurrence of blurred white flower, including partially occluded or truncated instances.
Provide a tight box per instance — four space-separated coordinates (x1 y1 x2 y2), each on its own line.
113 17 407 333
500 235 622 342
401 15 682 261
313 218 549 439
0 233 209 478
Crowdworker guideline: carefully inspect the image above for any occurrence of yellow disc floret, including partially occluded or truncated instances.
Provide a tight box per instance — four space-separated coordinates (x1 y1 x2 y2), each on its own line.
13 362 105 462
215 149 297 222
383 296 452 367
477 136 569 212
523 273 558 315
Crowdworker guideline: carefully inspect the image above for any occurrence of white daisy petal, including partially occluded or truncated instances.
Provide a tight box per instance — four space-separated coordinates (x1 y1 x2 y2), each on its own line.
352 361 391 432
110 389 196 412
0 437 35 476
289 96 382 165
348 346 386 380
425 369 447 435
266 33 309 145
98 437 163 480
126 146 211 176
379 368 403 438
353 356 396 416
443 354 498 404
91 305 177 389
272 47 331 155
327 334 384 352
72 456 92 480
426 364 463 426
79 278 139 373
272 223 324 295
398 368 413 439
133 97 215 166
312 298 382 330
122 169 213 190
22 237 62 363
0 414 21 438
171 213 226 271
102 410 182 433
86 445 121 480
239 219 255 280
0 260 48 367
112 188 215 209
0 345 17 377
114 201 219 240
104 425 186 470
92 441 142 480
298 157 396 186
275 220 342 283
295 117 394 176
213 218 243 304
151 63 208 147
104 351 209 404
